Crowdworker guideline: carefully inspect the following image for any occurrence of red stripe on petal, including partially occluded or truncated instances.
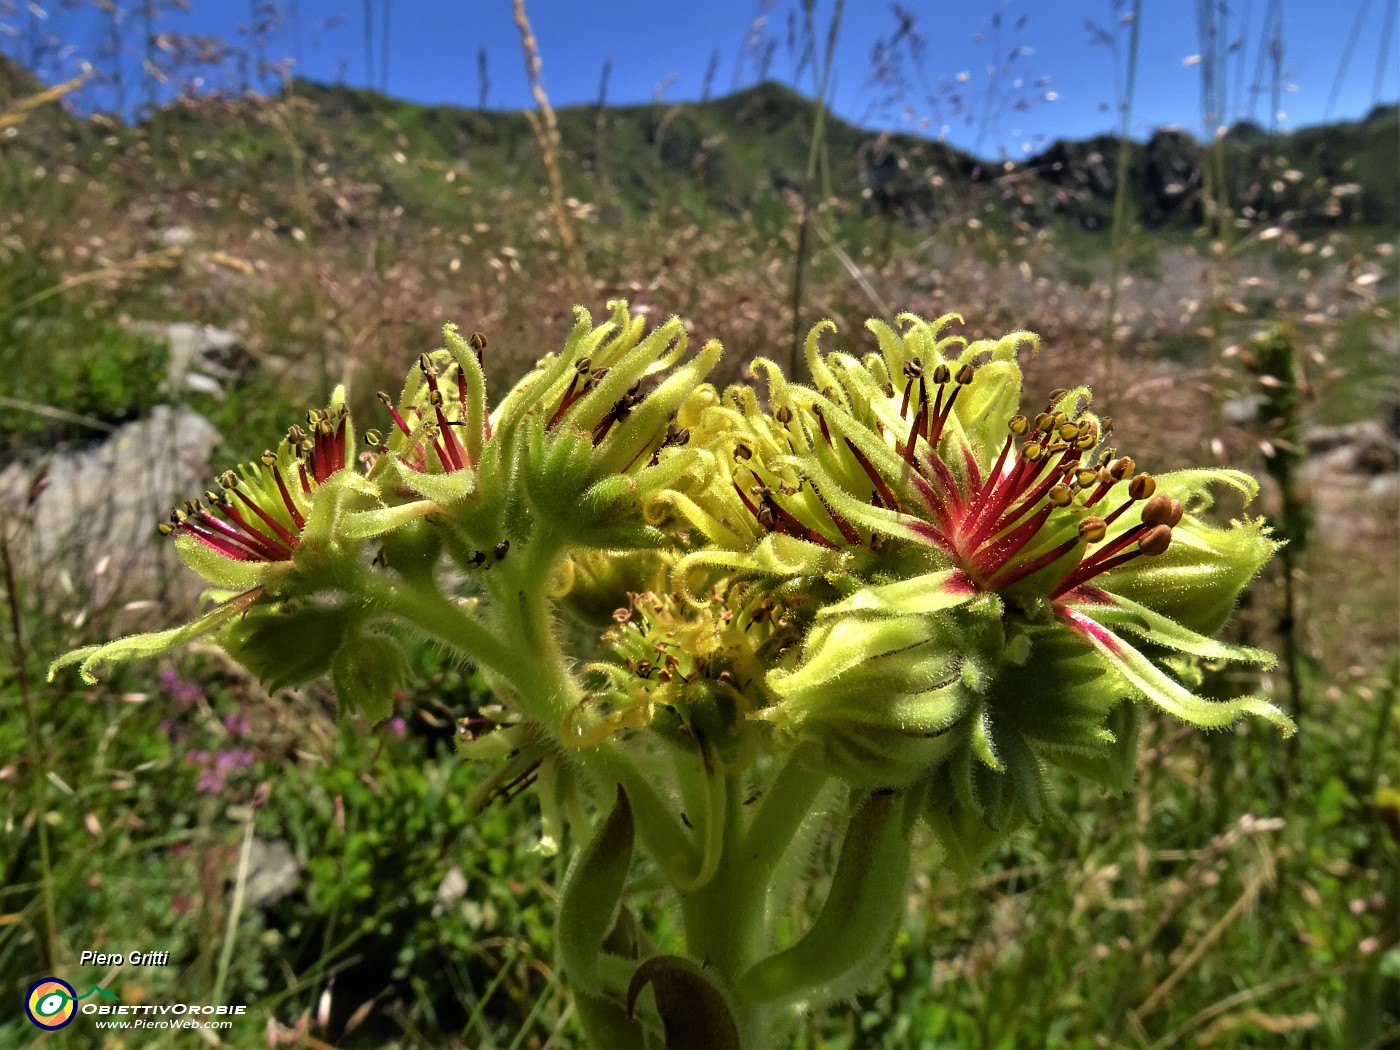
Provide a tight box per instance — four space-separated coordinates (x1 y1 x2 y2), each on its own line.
1054 604 1126 656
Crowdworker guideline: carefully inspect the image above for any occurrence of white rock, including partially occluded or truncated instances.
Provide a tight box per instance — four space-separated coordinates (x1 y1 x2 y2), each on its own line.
0 406 221 610
243 838 301 908
433 867 468 917
159 225 196 248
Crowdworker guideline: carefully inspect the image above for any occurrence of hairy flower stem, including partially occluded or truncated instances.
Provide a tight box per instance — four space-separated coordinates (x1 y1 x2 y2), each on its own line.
669 759 832 1045
487 532 697 872
679 773 772 1045
355 575 516 683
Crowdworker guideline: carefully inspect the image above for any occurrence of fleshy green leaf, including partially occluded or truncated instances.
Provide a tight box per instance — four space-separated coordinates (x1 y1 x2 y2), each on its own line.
741 791 913 1005
340 500 437 541
383 455 478 504
771 614 931 698
626 955 741 1050
558 786 635 995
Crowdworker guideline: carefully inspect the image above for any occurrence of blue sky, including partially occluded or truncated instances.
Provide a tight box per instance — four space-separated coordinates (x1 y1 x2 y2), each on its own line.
8 0 1398 158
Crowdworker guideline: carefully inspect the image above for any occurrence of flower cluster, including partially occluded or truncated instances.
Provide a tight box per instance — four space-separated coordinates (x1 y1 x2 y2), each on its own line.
49 303 1292 1046
652 314 1290 867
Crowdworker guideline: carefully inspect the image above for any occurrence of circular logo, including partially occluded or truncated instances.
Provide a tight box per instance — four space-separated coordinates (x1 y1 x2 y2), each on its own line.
26 977 77 1030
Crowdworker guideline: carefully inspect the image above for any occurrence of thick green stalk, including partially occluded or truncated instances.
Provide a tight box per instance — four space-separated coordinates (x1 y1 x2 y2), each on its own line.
356 574 516 684
487 530 697 875
678 773 773 1047
672 758 831 1047
740 755 829 887
742 791 915 1008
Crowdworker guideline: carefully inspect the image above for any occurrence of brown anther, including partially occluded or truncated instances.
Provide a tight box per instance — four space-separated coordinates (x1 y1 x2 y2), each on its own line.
1035 412 1056 432
1047 484 1073 507
575 356 592 373
591 367 609 383
418 352 436 375
1138 524 1173 556
1127 473 1156 501
493 539 510 560
376 391 394 406
1109 456 1135 481
1099 416 1113 436
469 331 487 351
1009 414 1030 436
955 363 975 385
1078 516 1108 543
635 660 653 678
1166 498 1185 527
1048 387 1070 404
1140 493 1176 528
775 405 793 424
882 382 896 398
656 669 672 683
260 451 278 467
219 471 238 489
904 359 923 379
734 443 752 461
612 607 631 623
931 363 950 385
1098 448 1117 467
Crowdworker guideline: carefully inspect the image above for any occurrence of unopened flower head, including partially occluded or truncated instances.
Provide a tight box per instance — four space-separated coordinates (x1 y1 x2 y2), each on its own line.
569 573 801 770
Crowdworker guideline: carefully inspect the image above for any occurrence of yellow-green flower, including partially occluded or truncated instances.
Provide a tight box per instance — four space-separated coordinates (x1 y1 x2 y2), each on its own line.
666 315 1292 841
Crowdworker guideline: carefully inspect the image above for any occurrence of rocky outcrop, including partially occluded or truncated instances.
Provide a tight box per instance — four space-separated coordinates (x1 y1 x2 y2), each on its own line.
0 406 221 615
